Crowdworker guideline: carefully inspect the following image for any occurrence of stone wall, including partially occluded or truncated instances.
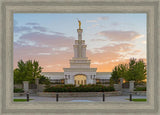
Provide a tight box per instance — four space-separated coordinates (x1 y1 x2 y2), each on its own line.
38 84 46 92
121 90 146 96
14 84 23 89
132 91 146 96
37 91 122 97
113 84 121 91
14 93 25 97
14 91 146 97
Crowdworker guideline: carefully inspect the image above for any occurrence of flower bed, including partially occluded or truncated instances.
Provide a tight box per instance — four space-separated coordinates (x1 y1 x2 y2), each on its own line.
44 84 115 92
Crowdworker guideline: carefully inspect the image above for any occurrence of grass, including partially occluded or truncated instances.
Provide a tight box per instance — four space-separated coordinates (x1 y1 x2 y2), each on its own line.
126 98 147 102
132 99 147 102
14 99 33 102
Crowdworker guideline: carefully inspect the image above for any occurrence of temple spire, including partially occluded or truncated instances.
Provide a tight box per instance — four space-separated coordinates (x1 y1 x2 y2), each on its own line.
78 19 81 29
77 20 83 41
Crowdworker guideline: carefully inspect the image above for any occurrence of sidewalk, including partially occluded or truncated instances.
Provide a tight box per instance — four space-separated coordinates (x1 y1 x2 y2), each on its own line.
14 95 146 102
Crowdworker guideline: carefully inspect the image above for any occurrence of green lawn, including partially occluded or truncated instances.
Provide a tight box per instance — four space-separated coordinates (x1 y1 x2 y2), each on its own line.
126 98 147 102
14 99 33 102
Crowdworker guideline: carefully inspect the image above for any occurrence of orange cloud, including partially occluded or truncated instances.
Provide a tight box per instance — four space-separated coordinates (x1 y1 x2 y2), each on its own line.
14 32 145 72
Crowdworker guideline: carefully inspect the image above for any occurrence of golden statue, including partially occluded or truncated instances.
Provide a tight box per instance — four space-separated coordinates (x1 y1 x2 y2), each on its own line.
78 19 81 29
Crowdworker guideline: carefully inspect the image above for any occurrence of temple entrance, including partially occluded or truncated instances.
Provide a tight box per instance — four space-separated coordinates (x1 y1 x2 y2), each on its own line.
74 74 86 85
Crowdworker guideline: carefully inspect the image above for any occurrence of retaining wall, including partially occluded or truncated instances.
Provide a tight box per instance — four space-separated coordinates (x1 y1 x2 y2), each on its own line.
37 91 122 97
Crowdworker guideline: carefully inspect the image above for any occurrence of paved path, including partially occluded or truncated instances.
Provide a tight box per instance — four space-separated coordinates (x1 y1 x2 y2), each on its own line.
14 96 146 102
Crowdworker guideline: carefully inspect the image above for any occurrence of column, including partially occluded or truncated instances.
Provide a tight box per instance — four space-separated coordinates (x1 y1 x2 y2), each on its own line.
119 78 124 89
35 78 39 85
35 78 39 92
73 45 78 58
129 81 135 92
23 81 29 93
82 45 86 57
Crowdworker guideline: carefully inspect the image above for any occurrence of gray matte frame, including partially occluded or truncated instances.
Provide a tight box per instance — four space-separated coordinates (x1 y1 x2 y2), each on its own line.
0 0 159 114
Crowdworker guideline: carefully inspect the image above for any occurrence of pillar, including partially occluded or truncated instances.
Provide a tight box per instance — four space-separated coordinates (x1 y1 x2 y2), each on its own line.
114 84 120 91
35 78 39 92
23 81 29 93
119 78 124 89
129 80 135 92
82 45 86 57
73 45 78 58
35 78 39 85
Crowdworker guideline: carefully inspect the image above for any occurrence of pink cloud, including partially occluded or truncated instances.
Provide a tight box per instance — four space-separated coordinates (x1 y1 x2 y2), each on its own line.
14 32 144 72
14 44 73 72
97 30 143 41
87 43 137 71
17 32 74 48
14 32 75 71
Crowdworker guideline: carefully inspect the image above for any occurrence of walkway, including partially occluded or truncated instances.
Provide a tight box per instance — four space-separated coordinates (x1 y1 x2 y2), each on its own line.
14 96 146 102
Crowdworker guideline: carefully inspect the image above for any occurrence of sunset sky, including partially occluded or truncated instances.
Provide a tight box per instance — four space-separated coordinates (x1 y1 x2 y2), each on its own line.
14 13 147 72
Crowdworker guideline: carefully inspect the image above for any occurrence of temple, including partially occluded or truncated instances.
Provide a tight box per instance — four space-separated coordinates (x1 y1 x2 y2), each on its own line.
42 21 111 85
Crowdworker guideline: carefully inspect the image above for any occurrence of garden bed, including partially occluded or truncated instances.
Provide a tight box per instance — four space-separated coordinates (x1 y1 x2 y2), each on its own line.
44 84 115 92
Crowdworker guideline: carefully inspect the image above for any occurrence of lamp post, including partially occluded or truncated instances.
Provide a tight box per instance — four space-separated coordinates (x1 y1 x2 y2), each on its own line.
56 93 59 102
103 92 105 102
129 93 132 101
26 92 29 102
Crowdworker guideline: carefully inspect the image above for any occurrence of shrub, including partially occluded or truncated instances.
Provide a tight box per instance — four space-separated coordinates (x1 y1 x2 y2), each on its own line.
44 84 115 92
134 87 146 91
14 88 24 93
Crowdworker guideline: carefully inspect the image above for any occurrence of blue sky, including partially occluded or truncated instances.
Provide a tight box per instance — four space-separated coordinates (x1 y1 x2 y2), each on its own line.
14 13 147 72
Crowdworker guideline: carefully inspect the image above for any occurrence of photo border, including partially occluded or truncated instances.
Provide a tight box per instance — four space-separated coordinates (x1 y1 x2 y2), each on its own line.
0 0 159 114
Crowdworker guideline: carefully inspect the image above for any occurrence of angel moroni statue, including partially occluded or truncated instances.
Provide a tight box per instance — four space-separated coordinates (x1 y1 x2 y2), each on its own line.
78 20 81 29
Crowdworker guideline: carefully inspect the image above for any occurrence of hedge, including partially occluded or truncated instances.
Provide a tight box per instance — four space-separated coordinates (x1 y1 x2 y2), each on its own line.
44 84 115 92
14 88 24 93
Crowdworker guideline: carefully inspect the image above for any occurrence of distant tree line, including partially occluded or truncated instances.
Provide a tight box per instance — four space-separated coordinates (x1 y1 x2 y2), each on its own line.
110 58 147 84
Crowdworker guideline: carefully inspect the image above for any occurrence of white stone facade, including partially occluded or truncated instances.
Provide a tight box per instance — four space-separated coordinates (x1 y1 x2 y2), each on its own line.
63 28 98 85
41 27 111 85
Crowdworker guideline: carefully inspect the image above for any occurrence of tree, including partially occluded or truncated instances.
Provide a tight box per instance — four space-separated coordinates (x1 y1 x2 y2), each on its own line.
110 58 147 84
117 64 128 79
135 59 147 81
38 75 51 85
33 60 42 78
110 64 128 84
14 60 44 84
125 58 146 82
110 66 119 84
125 58 137 81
